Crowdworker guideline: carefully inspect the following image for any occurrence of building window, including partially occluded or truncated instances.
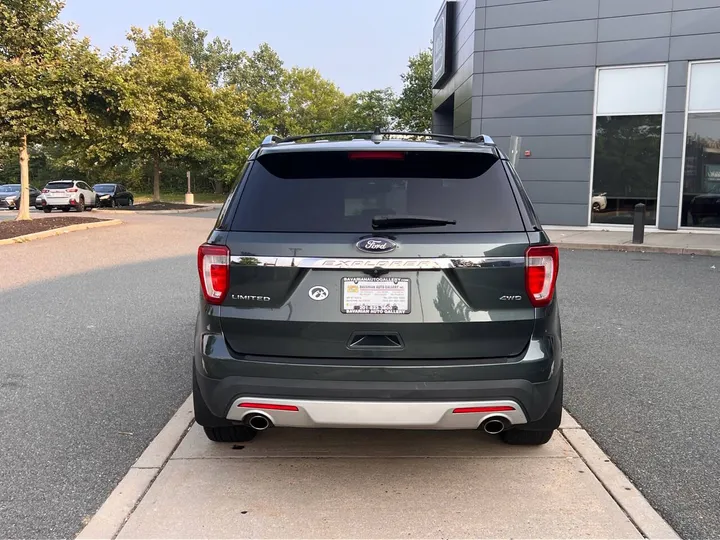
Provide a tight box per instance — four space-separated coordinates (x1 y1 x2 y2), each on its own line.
681 62 720 229
591 65 667 225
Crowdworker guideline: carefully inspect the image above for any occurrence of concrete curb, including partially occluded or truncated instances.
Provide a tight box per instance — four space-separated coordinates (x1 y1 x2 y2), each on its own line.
558 242 720 257
0 219 123 246
96 206 213 215
560 411 679 539
75 395 193 540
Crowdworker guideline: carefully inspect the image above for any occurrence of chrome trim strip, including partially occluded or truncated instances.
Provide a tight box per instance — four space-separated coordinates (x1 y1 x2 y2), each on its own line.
230 256 525 269
227 397 527 429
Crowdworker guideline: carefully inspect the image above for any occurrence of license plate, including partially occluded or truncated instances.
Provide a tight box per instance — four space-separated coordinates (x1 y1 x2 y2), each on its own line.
341 277 410 314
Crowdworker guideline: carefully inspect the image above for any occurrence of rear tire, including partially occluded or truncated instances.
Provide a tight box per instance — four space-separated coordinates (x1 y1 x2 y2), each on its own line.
61 208 70 212
203 425 257 443
193 368 257 443
501 368 563 446
43 207 52 213
500 428 554 446
77 197 85 212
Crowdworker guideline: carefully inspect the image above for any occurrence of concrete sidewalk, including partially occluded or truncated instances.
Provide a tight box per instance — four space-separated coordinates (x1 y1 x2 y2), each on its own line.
548 227 720 256
78 399 678 539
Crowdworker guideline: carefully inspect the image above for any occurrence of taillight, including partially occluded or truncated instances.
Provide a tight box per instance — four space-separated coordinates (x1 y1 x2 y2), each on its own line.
197 244 230 304
347 151 405 160
67 187 78 192
525 245 559 307
42 189 49 193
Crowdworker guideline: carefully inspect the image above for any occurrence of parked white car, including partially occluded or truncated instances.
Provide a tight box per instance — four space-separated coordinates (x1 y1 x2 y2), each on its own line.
591 192 607 212
41 180 98 213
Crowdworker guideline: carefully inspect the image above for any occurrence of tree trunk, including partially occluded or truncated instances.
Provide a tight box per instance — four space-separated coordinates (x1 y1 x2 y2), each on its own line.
152 157 161 202
16 135 31 221
212 179 224 194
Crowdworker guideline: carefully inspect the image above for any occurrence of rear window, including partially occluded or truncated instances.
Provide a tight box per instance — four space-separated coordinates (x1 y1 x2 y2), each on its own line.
46 181 74 189
230 150 524 233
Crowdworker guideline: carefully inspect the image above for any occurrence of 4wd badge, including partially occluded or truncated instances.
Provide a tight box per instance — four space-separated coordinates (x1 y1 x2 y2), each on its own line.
355 237 398 254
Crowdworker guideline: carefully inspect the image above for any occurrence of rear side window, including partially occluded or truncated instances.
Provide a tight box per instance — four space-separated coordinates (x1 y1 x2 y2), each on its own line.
230 150 524 233
46 181 74 189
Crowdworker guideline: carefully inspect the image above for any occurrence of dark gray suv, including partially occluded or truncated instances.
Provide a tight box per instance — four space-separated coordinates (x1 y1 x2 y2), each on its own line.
193 130 562 446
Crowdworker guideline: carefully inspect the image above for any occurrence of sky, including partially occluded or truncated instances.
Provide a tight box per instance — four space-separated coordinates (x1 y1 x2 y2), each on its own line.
60 0 441 94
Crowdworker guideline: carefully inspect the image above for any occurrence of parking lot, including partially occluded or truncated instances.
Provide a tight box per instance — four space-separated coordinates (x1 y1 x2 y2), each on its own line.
0 211 717 538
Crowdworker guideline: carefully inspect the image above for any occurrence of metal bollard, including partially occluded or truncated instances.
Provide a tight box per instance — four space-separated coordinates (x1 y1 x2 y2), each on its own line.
632 203 645 244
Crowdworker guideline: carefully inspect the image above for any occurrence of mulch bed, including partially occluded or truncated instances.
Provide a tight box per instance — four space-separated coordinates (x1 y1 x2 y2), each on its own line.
126 202 206 211
0 216 108 240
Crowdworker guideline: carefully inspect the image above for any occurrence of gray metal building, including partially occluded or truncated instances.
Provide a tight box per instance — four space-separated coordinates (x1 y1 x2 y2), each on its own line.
432 0 720 230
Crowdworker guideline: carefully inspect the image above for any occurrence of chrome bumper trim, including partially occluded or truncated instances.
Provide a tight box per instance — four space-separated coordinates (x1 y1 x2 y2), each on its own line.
229 256 525 270
226 397 527 430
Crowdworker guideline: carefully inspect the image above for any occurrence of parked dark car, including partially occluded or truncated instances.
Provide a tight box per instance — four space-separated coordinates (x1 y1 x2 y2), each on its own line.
93 183 134 207
689 194 720 226
193 130 563 446
0 184 41 210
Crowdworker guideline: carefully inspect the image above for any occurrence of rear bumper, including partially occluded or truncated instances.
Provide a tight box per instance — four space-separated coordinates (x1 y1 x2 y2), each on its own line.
195 366 559 428
227 397 528 429
195 334 561 430
44 197 75 206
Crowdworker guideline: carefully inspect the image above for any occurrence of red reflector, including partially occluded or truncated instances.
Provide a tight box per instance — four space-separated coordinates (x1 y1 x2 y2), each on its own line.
452 405 516 414
238 402 299 412
348 151 405 160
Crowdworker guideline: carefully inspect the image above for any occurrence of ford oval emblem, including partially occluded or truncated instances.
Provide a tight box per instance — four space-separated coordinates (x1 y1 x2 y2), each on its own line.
355 237 398 254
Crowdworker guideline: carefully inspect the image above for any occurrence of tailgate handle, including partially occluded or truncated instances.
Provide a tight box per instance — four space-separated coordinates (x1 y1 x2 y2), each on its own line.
347 332 404 350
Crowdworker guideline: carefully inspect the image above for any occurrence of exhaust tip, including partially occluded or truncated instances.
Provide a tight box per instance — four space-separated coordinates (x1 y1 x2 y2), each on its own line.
246 413 272 431
481 417 508 435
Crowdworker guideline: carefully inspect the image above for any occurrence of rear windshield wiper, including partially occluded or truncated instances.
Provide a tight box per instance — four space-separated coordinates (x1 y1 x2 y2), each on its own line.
372 214 457 229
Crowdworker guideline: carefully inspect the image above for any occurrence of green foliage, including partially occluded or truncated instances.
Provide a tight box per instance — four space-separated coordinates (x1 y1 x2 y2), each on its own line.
0 0 114 144
345 88 396 131
0 0 125 217
228 43 288 140
124 26 211 162
285 67 348 134
163 17 241 87
394 49 432 132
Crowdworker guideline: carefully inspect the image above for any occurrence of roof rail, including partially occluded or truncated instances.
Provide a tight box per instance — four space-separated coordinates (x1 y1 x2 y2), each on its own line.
472 134 495 145
260 135 283 146
275 129 494 145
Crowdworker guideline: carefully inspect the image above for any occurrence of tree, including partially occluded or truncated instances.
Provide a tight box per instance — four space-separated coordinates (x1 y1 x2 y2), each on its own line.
228 43 289 140
192 86 252 193
0 0 118 220
123 26 213 201
394 49 432 133
163 18 241 88
345 88 396 131
285 67 348 135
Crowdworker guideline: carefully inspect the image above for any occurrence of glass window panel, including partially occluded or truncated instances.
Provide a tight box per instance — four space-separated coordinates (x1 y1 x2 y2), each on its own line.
597 66 666 115
681 112 720 228
688 62 720 113
591 115 662 225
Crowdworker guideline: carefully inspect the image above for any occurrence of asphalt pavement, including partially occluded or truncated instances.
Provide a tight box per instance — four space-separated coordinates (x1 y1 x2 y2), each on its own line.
560 250 720 540
0 208 43 221
0 256 197 538
0 212 217 539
